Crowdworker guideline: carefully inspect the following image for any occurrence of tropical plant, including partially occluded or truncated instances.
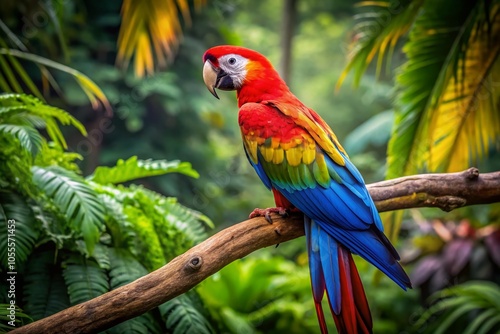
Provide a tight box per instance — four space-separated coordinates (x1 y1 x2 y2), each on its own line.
405 219 500 300
341 0 500 176
0 93 214 333
117 0 207 77
413 281 500 334
197 255 325 334
339 0 500 242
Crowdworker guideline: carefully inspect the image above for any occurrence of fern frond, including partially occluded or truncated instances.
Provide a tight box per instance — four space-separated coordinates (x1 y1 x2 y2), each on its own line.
100 194 137 250
0 93 87 148
32 166 105 254
62 254 110 305
0 190 39 270
123 205 166 270
162 197 212 243
88 156 199 185
0 124 43 156
160 293 214 334
0 304 32 329
106 248 162 334
23 249 70 320
108 248 148 288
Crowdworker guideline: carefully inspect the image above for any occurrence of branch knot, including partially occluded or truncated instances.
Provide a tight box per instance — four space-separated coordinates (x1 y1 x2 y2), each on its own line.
184 255 203 273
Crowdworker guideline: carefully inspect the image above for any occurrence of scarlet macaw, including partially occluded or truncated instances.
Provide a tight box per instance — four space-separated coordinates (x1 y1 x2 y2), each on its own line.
202 45 411 334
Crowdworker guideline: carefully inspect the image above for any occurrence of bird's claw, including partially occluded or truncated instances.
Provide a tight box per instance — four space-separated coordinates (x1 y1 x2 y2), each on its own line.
249 207 289 223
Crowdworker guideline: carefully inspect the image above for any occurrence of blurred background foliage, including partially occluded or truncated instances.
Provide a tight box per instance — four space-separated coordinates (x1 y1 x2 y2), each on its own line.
0 0 499 333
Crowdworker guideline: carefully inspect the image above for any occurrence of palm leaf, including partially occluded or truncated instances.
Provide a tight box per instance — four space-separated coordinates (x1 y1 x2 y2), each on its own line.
0 190 39 270
388 0 500 177
159 293 214 334
117 0 206 77
62 254 109 305
414 281 500 334
31 166 105 254
88 156 199 185
382 0 500 243
0 49 111 113
23 249 71 321
337 0 424 88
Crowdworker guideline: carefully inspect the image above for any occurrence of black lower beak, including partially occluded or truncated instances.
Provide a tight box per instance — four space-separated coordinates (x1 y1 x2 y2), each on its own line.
215 70 235 91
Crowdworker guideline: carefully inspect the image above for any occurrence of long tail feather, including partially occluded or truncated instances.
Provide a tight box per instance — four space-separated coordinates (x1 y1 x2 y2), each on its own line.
331 246 372 334
306 217 373 334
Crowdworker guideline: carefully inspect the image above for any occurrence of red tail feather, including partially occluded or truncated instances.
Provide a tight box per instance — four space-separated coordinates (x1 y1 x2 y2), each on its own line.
331 246 372 334
315 302 329 334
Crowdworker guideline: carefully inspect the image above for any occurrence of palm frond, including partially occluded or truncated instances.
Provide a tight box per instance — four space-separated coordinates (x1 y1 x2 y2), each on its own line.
0 49 111 113
337 0 423 88
117 0 206 77
62 254 110 305
387 0 500 177
414 281 500 334
160 293 214 334
0 190 39 270
23 249 70 320
88 156 199 185
31 166 105 254
0 93 86 149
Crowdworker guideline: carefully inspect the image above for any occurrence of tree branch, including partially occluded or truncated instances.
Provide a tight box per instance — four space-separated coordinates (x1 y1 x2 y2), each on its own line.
12 168 500 334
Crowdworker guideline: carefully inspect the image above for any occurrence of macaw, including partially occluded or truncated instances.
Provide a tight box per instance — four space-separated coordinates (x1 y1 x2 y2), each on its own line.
202 45 411 334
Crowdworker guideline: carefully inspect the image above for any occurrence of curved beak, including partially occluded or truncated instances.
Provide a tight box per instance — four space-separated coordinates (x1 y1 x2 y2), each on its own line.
203 60 235 99
203 60 220 99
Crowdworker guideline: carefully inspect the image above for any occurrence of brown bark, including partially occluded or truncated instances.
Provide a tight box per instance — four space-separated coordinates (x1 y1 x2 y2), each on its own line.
12 167 500 334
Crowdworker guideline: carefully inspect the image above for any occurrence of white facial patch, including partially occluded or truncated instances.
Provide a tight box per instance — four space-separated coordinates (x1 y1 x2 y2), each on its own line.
218 54 248 88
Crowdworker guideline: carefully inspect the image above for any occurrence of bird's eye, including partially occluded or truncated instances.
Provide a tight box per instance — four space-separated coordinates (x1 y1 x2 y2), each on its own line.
228 57 236 65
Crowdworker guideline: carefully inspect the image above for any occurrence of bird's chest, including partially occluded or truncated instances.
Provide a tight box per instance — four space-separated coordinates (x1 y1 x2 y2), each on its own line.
238 105 304 142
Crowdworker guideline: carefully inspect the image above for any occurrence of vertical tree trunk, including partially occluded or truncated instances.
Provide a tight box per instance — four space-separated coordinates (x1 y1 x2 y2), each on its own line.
280 0 297 83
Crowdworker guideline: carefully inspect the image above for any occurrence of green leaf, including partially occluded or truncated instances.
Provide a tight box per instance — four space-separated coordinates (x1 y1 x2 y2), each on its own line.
415 281 500 333
337 0 424 88
62 254 109 305
106 249 162 334
88 156 199 185
0 124 43 157
32 166 105 254
159 294 214 334
0 304 32 329
0 49 111 112
108 248 148 289
0 93 87 149
0 190 39 269
23 249 71 320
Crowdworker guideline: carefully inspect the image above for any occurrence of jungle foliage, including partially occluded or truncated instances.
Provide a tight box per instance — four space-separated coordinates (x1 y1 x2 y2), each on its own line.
0 0 499 333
